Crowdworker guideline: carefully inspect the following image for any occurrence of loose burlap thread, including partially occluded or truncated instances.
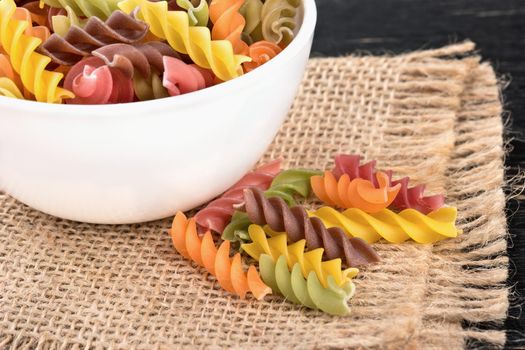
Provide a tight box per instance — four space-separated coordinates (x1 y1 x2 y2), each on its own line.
0 41 508 349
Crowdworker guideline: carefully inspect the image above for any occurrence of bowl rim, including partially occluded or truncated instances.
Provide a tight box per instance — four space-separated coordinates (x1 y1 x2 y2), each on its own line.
0 0 317 113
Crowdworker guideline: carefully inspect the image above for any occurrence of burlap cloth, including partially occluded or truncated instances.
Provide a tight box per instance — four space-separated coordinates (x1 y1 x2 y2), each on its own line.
0 41 509 349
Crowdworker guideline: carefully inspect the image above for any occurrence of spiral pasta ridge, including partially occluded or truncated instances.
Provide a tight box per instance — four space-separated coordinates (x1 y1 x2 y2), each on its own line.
48 5 84 37
162 56 212 96
243 187 381 267
92 42 179 79
133 72 168 101
260 0 301 46
118 0 251 81
21 1 53 27
242 224 358 287
0 1 73 102
243 40 281 72
239 0 263 43
333 154 445 214
40 0 120 20
195 159 281 233
0 76 23 98
264 168 321 205
110 42 180 100
391 177 446 214
333 154 386 184
13 4 51 40
0 52 18 81
64 56 134 104
170 212 271 300
311 170 401 213
259 254 355 315
40 10 149 66
222 168 321 243
310 206 462 244
210 0 248 55
0 51 32 97
176 0 208 27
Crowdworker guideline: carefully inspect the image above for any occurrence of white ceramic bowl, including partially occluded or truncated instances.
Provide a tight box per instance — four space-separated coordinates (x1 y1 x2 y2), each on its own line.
0 0 317 224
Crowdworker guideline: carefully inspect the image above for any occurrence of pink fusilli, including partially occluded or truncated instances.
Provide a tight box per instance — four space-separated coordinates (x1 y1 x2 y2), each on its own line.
333 154 445 214
64 57 134 104
195 159 281 233
162 56 214 97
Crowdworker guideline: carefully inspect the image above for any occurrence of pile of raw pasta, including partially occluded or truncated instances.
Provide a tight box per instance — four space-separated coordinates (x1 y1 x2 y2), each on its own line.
0 0 298 103
170 154 462 315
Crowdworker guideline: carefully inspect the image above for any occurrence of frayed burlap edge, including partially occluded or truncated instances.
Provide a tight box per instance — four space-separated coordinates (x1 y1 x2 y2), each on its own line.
410 45 509 348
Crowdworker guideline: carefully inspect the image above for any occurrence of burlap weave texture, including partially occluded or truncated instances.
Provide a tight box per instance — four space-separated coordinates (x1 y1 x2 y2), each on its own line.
0 42 508 349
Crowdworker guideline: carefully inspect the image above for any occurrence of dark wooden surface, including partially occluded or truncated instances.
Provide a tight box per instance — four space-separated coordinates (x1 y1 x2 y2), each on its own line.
312 1 525 348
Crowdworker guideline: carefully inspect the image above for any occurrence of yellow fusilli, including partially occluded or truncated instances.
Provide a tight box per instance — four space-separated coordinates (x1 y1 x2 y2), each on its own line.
310 206 462 244
241 224 359 287
50 5 85 37
0 0 73 103
118 0 250 81
0 76 23 98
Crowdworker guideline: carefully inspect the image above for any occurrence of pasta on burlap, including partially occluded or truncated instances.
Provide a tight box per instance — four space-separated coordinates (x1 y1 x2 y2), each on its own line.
0 42 509 349
241 224 358 287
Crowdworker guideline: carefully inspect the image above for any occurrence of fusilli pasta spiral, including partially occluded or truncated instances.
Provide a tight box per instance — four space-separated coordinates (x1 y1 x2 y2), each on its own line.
242 224 358 288
176 0 208 27
243 40 281 72
15 4 51 40
194 159 281 233
333 154 446 214
311 170 401 213
40 10 149 66
260 254 355 315
0 52 31 97
243 188 381 267
48 5 82 37
170 212 271 300
260 0 300 46
0 53 17 81
92 42 178 79
64 56 134 104
209 0 248 55
391 177 446 214
0 76 23 98
39 0 120 20
264 168 321 205
0 0 73 102
222 168 321 244
133 72 168 101
118 0 250 81
21 1 51 27
310 206 462 244
162 56 212 96
239 0 263 43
